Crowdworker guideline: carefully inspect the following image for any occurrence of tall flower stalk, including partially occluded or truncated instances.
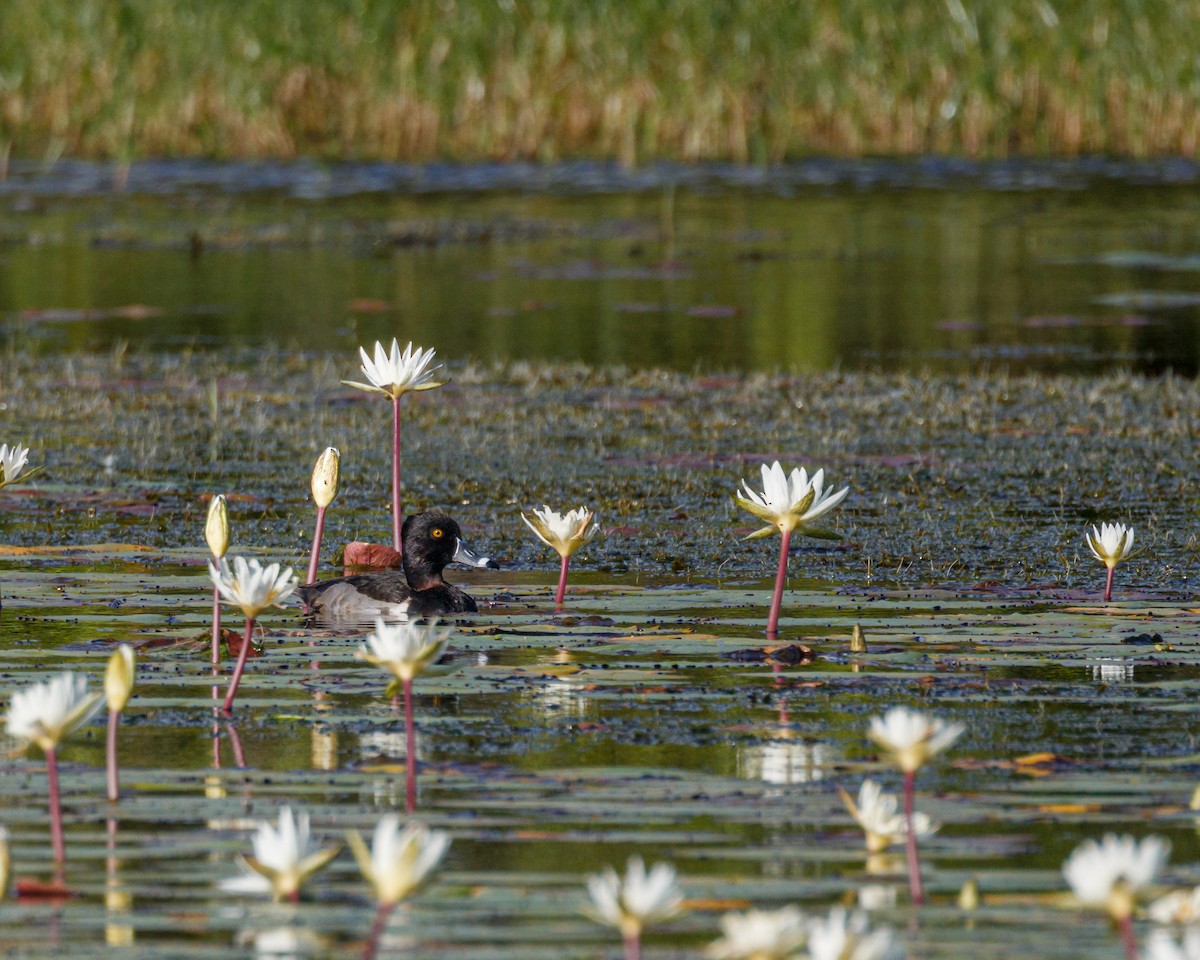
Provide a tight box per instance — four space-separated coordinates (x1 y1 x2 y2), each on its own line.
5 672 103 866
209 557 297 713
306 447 340 585
734 462 848 638
343 340 445 552
867 707 963 905
521 505 600 608
357 619 453 812
104 645 136 803
348 816 450 960
205 494 230 665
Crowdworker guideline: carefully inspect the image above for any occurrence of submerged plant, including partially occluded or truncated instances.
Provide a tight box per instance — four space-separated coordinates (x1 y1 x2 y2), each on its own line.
734 461 848 637
521 505 600 608
219 806 340 903
1086 522 1135 603
357 618 453 812
209 557 297 712
868 707 963 906
343 340 445 552
1063 833 1169 960
104 644 135 803
5 672 103 866
306 446 339 585
585 856 685 960
348 815 450 960
205 494 230 666
706 906 807 960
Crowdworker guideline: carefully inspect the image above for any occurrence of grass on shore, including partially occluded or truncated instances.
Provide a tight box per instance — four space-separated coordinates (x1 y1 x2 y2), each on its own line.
1 0 1198 165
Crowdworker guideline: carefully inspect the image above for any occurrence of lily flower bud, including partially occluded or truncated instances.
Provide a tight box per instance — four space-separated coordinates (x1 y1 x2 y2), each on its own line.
205 494 230 559
311 447 340 509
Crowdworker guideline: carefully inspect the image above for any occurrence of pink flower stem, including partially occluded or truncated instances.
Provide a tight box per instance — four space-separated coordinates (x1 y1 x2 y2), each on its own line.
221 618 257 713
555 554 571 609
903 769 925 906
46 746 66 865
1104 566 1115 603
404 676 416 813
392 395 403 553
1118 913 1139 960
623 933 642 960
766 528 793 638
211 586 222 666
306 505 327 585
362 901 396 960
106 709 120 803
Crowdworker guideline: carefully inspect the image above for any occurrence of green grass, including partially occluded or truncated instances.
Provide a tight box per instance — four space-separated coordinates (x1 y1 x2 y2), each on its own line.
1 0 1199 164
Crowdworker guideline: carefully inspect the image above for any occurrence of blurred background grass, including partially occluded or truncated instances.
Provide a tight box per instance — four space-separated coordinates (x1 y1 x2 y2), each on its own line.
1 0 1197 165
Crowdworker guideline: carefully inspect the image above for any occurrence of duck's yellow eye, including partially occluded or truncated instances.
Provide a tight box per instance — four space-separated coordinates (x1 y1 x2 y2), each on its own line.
431 528 444 539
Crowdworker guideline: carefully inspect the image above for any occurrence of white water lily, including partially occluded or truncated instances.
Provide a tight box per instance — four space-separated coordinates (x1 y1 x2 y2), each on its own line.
521 505 600 558
105 644 136 713
734 461 849 539
868 707 963 773
342 339 445 399
209 556 297 619
347 815 450 905
585 856 685 941
1086 522 1135 569
806 906 896 960
1147 929 1200 960
0 443 31 490
1149 886 1200 924
357 618 453 685
6 672 103 753
220 806 340 902
840 779 938 853
205 494 230 558
1063 833 1169 920
707 906 807 960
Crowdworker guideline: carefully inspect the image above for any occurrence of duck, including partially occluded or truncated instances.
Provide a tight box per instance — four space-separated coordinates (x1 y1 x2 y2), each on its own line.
299 512 499 623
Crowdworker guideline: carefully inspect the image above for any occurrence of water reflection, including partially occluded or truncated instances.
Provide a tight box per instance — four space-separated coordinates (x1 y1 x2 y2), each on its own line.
235 925 327 959
1089 659 1135 683
738 739 830 787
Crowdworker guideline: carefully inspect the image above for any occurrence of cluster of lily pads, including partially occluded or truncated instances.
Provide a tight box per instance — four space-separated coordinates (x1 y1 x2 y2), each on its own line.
0 339 1153 958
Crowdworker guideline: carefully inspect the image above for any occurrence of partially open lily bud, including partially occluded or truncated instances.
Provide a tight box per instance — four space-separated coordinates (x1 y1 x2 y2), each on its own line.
205 494 230 559
105 644 136 713
311 447 340 508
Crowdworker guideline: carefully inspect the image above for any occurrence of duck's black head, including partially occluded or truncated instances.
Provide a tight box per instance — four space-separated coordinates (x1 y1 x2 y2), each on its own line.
401 512 499 589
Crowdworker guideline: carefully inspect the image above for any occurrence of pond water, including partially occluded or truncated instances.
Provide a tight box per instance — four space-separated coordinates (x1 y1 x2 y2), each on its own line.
1 161 1200 958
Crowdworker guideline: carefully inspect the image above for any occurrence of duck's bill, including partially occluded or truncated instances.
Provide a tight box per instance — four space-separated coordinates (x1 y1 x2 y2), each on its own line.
454 538 501 570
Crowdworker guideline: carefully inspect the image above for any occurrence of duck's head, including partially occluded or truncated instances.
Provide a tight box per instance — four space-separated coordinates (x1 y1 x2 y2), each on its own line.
402 512 500 588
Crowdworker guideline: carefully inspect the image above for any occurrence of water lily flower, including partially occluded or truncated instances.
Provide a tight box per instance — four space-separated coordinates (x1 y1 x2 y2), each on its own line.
306 447 340 585
357 619 453 813
1064 833 1169 960
1149 886 1200 924
806 907 896 960
840 779 938 854
349 816 449 960
734 462 848 637
1086 522 1135 602
1147 929 1200 960
6 672 103 865
209 557 297 712
219 806 340 903
521 505 600 608
0 442 32 490
867 708 962 906
205 494 231 665
586 856 684 960
706 906 807 960
104 644 135 803
342 340 445 551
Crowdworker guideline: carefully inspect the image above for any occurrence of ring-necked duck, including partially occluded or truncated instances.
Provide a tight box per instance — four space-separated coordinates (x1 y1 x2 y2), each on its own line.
299 512 499 622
